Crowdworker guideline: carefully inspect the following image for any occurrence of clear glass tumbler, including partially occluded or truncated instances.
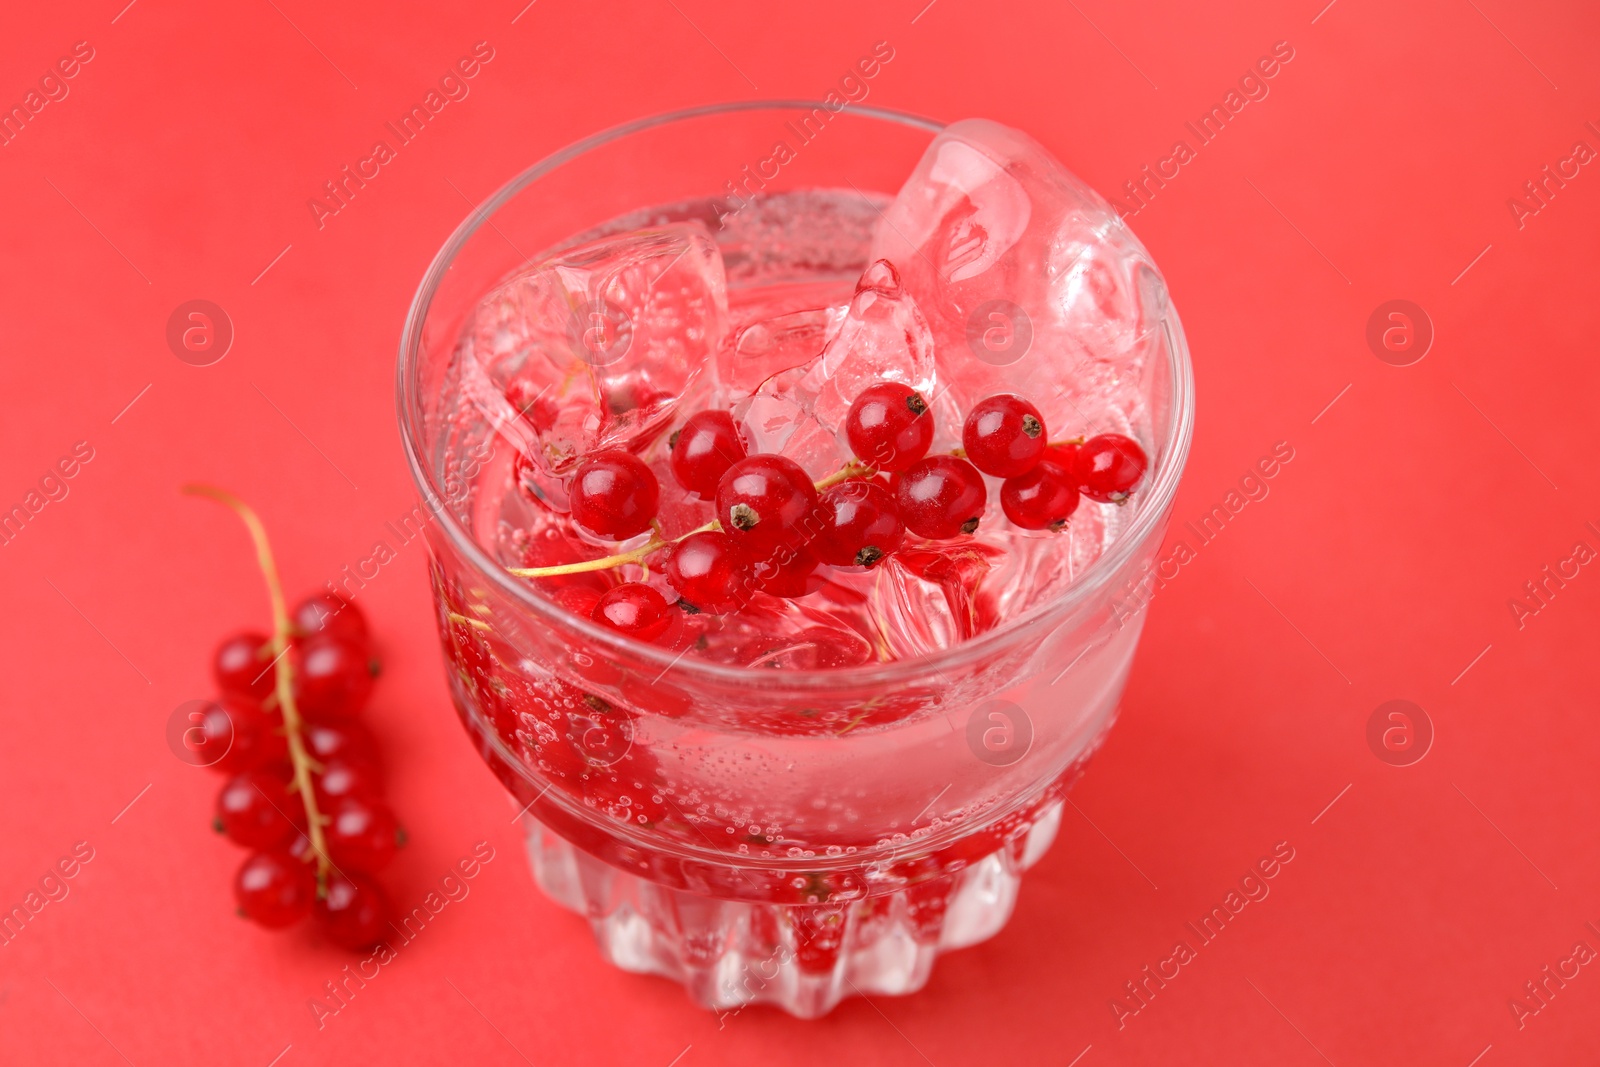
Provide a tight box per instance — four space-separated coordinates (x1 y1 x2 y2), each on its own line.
398 102 1194 1018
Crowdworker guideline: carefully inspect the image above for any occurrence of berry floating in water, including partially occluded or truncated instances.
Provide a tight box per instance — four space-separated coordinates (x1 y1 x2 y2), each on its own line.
1001 456 1080 531
963 393 1047 478
845 382 934 473
592 582 674 642
569 450 660 540
752 543 825 599
716 454 819 557
895 456 988 540
670 409 747 498
814 479 905 568
664 530 754 615
1075 434 1148 505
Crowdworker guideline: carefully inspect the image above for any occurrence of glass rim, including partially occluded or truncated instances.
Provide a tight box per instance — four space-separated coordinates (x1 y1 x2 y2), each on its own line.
397 99 1196 690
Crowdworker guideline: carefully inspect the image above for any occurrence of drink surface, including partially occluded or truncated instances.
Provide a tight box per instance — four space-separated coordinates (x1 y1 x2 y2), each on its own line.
454 182 1155 668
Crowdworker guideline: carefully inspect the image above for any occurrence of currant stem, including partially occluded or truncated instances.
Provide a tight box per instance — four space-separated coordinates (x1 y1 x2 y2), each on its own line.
1048 436 1087 447
183 484 334 895
509 538 663 578
813 460 874 492
510 458 872 582
507 520 720 579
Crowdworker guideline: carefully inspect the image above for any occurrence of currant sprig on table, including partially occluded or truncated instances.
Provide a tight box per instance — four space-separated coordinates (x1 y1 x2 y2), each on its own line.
508 381 1149 635
186 486 402 950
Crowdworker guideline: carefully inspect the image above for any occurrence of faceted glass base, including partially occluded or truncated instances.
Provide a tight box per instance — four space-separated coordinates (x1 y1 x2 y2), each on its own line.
520 799 1064 1018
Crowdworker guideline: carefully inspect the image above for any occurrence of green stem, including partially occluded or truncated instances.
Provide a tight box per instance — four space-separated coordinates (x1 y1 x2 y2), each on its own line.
508 457 872 582
508 520 720 579
813 460 874 491
184 485 333 894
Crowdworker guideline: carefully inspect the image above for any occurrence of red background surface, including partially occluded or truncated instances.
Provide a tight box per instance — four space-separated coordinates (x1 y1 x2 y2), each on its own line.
2 0 1598 1063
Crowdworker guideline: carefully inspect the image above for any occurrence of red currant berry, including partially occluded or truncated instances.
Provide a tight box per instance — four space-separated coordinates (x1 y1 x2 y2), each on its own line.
235 850 315 928
569 450 659 540
325 796 402 873
592 583 673 642
199 697 288 775
314 756 383 805
550 585 602 619
216 768 301 849
963 394 1047 478
1075 434 1148 504
534 726 589 787
295 634 376 718
895 457 987 539
287 831 316 866
1049 440 1081 472
751 544 824 599
663 531 754 614
814 480 905 568
213 631 274 702
669 410 747 497
315 872 392 951
716 455 818 553
515 527 613 592
845 382 934 473
564 698 635 766
302 719 379 770
505 379 559 432
1000 456 1081 531
291 592 369 648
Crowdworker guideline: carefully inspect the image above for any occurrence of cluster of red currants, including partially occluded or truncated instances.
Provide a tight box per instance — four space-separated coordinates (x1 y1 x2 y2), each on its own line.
202 592 401 950
519 381 1147 634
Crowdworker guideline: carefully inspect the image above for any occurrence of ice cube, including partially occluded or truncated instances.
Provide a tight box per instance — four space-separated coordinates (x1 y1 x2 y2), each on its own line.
803 260 937 433
731 362 850 477
724 304 856 477
869 119 1165 439
720 306 841 400
678 593 875 671
863 541 1005 659
979 503 1111 618
465 222 729 487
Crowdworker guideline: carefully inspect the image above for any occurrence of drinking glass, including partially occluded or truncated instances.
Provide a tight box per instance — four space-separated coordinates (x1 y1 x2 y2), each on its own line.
398 102 1194 1017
